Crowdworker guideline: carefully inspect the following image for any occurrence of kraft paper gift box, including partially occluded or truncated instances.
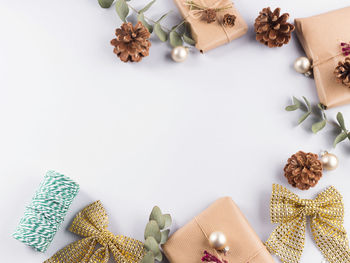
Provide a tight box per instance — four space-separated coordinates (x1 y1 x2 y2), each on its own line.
163 197 274 263
174 0 248 53
295 6 350 108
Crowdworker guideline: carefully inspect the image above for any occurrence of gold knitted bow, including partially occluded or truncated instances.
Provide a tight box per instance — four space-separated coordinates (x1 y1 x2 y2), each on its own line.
44 201 145 263
265 184 350 263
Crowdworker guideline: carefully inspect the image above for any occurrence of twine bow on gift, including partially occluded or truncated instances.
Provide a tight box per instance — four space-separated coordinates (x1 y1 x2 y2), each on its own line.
265 184 350 263
184 0 232 21
44 201 145 263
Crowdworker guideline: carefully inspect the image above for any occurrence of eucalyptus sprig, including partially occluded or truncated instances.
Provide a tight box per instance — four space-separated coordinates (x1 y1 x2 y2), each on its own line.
98 0 196 47
286 96 350 147
142 206 172 263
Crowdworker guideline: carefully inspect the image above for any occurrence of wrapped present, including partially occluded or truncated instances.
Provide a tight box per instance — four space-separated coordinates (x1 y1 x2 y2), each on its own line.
163 197 274 263
174 0 248 52
295 6 350 108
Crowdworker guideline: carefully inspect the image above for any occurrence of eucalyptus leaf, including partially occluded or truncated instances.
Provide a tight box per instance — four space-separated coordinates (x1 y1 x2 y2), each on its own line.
334 132 348 147
317 103 325 110
139 0 156 13
160 229 170 244
293 96 301 108
145 220 161 243
115 0 129 22
137 13 153 33
183 34 196 45
154 23 167 42
312 120 326 134
145 236 160 255
163 214 172 229
98 0 114 8
302 96 311 110
141 251 155 263
154 251 163 262
169 31 183 47
156 12 170 23
337 112 346 131
149 206 165 229
285 105 299 111
298 112 311 124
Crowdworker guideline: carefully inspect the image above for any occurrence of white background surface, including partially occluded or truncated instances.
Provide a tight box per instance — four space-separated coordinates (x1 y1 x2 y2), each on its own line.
1 0 350 262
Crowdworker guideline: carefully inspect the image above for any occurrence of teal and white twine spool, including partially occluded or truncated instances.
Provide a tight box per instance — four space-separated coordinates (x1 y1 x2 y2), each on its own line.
13 170 79 252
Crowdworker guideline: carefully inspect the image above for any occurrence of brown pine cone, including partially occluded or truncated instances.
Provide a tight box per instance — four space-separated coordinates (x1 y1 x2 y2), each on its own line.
223 14 236 27
110 22 151 63
334 57 350 87
202 9 216 23
284 151 323 190
254 7 295 48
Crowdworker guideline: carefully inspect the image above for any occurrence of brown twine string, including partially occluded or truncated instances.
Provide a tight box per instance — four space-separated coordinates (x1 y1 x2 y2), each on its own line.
183 0 233 44
312 51 343 68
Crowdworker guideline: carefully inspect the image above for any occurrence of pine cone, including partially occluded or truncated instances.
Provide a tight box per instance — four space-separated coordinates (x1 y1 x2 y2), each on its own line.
110 22 151 63
223 14 236 27
334 57 350 87
202 9 216 23
284 151 323 190
254 7 295 48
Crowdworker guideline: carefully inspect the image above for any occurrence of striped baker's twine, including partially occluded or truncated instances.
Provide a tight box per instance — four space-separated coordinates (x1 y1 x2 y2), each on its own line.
12 170 79 252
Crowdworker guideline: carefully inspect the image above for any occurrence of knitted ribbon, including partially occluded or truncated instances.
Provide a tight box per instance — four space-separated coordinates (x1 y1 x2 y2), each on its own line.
44 201 145 263
183 0 233 43
265 184 350 263
13 170 79 252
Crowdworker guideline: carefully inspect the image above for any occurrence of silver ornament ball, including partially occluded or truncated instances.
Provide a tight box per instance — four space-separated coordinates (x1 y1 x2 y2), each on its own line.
294 57 311 74
171 46 188 62
209 231 227 250
320 152 338 171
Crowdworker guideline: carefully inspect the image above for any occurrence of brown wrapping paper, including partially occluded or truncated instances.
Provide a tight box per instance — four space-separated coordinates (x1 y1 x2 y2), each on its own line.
174 0 248 52
295 7 350 108
163 197 274 263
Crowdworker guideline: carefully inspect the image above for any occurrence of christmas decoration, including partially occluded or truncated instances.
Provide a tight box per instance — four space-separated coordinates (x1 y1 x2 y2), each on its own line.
222 13 236 27
334 57 350 87
254 7 294 48
284 151 323 190
111 22 151 62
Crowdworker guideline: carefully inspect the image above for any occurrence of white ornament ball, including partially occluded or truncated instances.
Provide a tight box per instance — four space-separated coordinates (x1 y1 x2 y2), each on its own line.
294 57 311 74
209 231 227 250
320 152 338 171
171 46 188 62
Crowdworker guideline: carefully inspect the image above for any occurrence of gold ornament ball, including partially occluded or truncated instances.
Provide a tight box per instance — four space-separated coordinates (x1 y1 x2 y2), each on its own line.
171 46 188 62
294 57 311 74
320 152 338 171
209 231 227 250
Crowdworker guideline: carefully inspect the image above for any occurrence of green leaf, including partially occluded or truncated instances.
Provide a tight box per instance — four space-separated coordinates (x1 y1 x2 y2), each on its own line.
139 0 156 13
298 112 311 124
336 112 346 131
293 97 302 108
154 23 168 42
154 251 163 262
98 0 114 8
163 214 172 229
115 0 129 22
169 31 183 47
302 96 311 110
183 34 196 45
145 236 160 255
156 12 170 23
149 206 165 229
334 132 348 147
160 229 170 244
137 13 153 33
144 220 161 243
141 251 155 263
285 105 299 111
312 120 326 134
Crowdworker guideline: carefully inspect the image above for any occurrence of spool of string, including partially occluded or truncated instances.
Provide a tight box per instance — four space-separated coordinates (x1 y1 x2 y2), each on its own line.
13 170 79 252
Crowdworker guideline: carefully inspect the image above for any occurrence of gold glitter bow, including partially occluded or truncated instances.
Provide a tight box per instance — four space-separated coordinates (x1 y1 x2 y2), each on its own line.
44 201 145 263
265 184 350 263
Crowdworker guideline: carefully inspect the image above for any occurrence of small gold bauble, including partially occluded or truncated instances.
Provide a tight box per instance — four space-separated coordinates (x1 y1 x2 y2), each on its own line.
171 46 189 62
294 57 311 74
208 231 227 250
320 151 338 171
